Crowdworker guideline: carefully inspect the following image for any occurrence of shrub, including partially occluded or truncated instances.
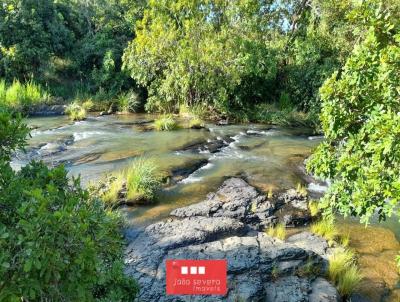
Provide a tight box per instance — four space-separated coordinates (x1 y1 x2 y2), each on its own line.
125 158 162 202
189 117 205 129
66 103 87 121
117 91 141 113
154 115 179 131
310 218 338 246
266 223 286 240
0 110 138 301
308 200 320 217
81 99 94 111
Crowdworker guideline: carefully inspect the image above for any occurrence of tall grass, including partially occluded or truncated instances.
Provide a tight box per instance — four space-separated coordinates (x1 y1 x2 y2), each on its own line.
102 173 125 206
308 200 320 217
328 249 362 297
266 223 286 240
154 115 179 131
0 79 49 110
310 218 339 246
126 158 162 202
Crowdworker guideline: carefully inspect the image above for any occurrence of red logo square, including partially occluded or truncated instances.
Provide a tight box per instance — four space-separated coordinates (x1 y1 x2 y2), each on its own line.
166 259 227 295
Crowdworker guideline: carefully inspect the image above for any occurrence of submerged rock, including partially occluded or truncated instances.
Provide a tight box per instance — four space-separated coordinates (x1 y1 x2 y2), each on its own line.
125 178 336 301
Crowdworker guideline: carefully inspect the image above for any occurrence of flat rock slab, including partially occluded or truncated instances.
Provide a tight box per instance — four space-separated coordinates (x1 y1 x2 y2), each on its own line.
125 178 338 301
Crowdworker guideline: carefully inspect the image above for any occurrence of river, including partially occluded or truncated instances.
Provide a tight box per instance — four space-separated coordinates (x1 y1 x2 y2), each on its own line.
13 113 399 301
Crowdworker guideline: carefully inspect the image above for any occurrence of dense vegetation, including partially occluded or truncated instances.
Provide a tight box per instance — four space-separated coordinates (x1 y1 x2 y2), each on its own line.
0 0 367 123
307 1 400 223
0 110 138 301
0 0 399 298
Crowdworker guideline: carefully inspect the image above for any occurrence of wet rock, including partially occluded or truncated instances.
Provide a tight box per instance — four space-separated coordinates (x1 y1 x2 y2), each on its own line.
28 104 67 116
169 158 209 183
309 278 340 302
21 135 74 160
265 276 310 302
99 111 110 116
125 178 336 301
176 138 229 154
216 119 229 126
171 178 274 229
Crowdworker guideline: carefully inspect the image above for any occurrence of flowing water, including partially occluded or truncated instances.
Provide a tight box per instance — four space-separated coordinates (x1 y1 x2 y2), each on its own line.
15 113 399 301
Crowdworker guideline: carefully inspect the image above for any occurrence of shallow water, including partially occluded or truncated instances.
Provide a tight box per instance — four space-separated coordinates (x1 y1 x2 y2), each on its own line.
17 113 399 301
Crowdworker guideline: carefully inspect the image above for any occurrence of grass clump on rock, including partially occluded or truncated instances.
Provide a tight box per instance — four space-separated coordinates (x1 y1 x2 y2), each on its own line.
310 218 338 246
328 249 362 297
66 102 86 121
154 115 179 131
266 223 286 240
126 158 162 203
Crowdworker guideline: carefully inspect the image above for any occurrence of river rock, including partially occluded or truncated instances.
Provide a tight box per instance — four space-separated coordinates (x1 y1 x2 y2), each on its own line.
28 104 67 116
125 178 337 301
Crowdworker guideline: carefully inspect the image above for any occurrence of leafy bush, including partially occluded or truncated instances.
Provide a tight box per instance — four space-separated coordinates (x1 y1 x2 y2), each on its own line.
126 158 162 202
0 109 138 301
266 223 286 240
306 3 400 223
154 115 179 131
66 103 87 121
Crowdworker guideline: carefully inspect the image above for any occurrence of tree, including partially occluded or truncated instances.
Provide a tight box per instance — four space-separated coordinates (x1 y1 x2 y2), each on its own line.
0 0 74 80
307 1 400 223
122 0 279 114
0 108 138 301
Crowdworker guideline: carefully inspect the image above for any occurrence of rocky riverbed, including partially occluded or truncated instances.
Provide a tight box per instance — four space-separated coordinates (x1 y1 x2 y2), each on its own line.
124 178 340 301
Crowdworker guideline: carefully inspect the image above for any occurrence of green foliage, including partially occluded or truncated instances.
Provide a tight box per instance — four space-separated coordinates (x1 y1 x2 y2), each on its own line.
0 79 49 110
0 109 29 160
307 2 400 223
66 103 87 121
0 109 138 301
328 249 362 297
123 0 278 114
266 223 286 240
154 115 179 131
126 158 162 202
